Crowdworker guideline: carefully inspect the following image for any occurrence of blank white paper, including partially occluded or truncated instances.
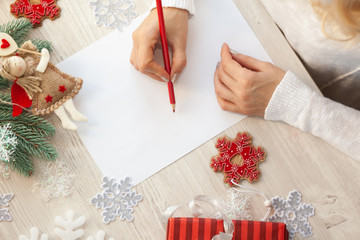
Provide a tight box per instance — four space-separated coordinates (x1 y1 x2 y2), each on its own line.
57 0 271 185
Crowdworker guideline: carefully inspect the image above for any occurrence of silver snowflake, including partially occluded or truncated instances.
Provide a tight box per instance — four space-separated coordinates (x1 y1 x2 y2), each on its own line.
0 124 17 163
0 193 13 222
90 0 137 31
269 190 315 239
90 176 142 223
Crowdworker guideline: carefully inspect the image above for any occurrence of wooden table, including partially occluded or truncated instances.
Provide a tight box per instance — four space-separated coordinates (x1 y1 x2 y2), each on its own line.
1 0 359 239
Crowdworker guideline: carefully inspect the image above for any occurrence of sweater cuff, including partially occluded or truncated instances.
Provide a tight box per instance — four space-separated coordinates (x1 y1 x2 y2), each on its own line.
150 0 196 16
264 71 313 126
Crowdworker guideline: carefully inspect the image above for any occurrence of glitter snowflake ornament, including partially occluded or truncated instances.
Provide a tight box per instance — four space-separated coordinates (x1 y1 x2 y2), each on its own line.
218 188 253 221
10 0 61 27
210 132 265 185
90 0 136 31
0 193 13 222
0 124 17 163
269 190 315 239
32 160 75 201
90 176 143 223
0 162 10 179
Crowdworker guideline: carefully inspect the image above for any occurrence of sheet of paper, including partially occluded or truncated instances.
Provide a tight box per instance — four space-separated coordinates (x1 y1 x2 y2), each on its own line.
57 0 271 185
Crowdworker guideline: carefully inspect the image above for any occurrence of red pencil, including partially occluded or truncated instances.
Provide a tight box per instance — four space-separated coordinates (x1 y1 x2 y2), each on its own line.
155 0 176 112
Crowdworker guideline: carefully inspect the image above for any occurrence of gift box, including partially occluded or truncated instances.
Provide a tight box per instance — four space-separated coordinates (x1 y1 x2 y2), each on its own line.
166 217 224 240
166 218 289 240
232 220 289 240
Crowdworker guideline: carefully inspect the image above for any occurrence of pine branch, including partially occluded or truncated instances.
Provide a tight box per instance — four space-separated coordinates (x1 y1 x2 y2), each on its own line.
9 123 57 161
0 94 56 137
10 148 33 177
0 76 9 90
0 93 14 113
31 39 53 52
0 105 12 114
0 92 58 176
0 19 32 46
1 116 56 138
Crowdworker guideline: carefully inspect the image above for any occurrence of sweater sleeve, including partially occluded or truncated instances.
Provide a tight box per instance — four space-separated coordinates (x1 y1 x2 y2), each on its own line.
150 0 195 16
265 71 360 162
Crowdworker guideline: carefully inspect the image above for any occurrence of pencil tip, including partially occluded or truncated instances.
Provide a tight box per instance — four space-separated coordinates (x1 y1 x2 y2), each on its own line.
171 104 176 113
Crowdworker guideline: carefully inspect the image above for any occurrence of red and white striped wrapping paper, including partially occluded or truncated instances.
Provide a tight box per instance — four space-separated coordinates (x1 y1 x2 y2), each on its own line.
166 218 289 240
166 217 224 240
232 220 289 240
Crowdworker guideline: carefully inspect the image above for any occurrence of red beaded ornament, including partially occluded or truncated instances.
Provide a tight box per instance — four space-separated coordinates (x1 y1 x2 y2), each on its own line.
210 132 266 186
10 0 61 27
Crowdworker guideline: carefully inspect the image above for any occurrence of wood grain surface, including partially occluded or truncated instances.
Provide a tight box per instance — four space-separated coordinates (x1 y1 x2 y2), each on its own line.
0 0 359 239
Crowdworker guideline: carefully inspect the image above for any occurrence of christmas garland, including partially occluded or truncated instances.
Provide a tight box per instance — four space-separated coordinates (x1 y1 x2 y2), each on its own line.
0 19 57 177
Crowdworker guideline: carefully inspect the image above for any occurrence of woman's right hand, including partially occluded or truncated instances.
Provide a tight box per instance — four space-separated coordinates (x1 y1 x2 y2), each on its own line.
130 7 189 82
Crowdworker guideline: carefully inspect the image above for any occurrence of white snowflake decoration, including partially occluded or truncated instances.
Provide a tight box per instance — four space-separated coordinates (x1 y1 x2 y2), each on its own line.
0 193 13 222
90 176 143 224
19 211 114 240
0 124 17 163
218 188 253 221
87 230 115 240
90 0 137 31
54 210 86 240
269 190 315 239
32 160 75 201
19 227 49 240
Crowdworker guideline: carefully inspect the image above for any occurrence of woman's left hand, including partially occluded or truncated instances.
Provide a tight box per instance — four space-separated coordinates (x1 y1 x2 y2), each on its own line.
214 43 286 117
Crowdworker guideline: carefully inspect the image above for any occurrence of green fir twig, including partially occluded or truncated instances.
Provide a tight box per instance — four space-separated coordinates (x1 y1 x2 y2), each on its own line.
0 19 32 46
31 39 53 52
0 76 9 90
11 149 33 177
0 93 57 176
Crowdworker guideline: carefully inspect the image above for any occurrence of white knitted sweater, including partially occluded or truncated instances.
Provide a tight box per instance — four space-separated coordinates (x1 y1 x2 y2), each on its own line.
152 0 360 161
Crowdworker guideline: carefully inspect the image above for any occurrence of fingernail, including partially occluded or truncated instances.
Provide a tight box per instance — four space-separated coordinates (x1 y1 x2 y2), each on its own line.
161 77 169 82
216 61 220 68
171 74 178 83
230 48 240 55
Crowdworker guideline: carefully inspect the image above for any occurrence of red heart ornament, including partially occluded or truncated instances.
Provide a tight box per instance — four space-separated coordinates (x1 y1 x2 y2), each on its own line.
1 39 10 49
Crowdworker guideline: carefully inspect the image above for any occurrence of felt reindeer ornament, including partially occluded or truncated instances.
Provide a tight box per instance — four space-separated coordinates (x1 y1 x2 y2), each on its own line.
0 33 87 131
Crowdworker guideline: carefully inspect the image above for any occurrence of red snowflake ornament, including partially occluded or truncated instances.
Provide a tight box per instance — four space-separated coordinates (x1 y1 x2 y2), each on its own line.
10 0 61 27
210 132 266 186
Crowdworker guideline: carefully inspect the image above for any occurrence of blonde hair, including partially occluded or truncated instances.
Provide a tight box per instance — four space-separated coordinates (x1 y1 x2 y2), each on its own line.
0 56 42 99
312 0 360 41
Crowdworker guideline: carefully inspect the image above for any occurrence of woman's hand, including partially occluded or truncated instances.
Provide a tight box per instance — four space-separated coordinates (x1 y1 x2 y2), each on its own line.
214 43 286 117
130 7 189 82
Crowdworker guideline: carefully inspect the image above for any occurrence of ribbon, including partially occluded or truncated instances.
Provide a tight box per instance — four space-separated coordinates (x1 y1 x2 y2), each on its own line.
162 182 273 239
162 195 234 240
231 179 272 221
